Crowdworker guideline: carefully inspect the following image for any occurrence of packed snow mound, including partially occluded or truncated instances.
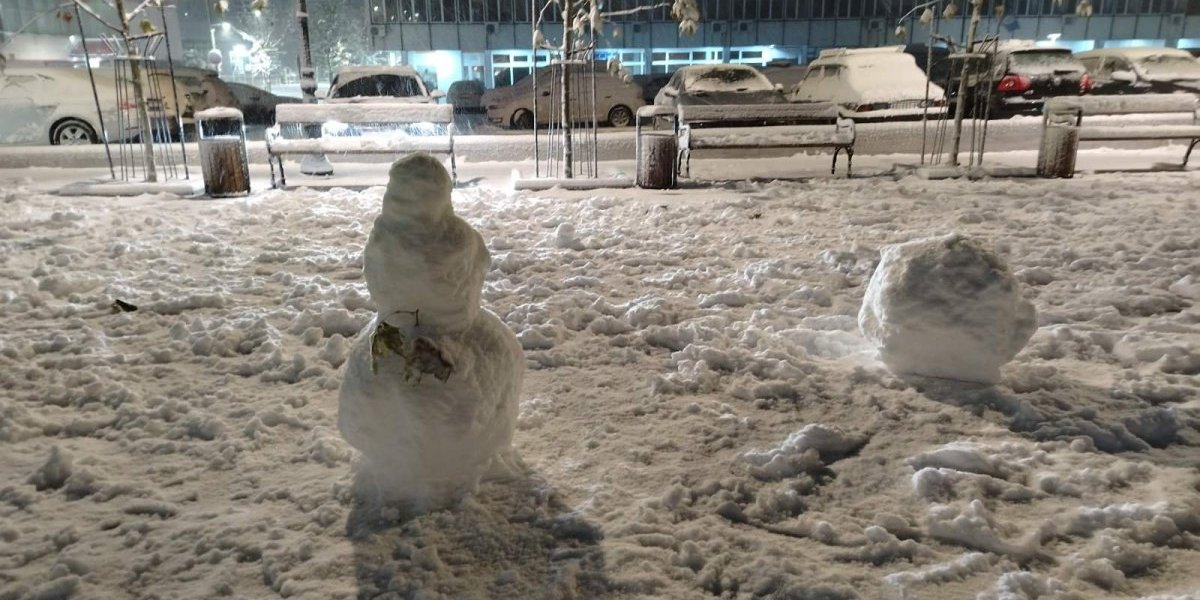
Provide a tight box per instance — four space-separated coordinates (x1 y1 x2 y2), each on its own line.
363 153 489 333
858 234 1037 384
339 153 524 507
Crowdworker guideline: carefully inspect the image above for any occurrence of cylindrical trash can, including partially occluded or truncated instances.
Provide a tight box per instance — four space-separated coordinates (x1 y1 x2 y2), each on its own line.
637 132 677 190
1037 111 1079 179
197 108 250 197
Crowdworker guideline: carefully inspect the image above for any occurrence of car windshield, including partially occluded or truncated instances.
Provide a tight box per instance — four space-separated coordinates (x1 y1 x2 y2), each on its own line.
685 67 773 93
331 75 423 98
1134 54 1200 80
1007 50 1085 75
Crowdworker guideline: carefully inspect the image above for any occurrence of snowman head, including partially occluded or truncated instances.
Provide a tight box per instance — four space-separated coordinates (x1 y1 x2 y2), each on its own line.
381 153 453 223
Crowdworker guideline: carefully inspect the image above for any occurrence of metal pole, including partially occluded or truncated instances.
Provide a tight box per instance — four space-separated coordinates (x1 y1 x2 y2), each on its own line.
113 0 158 182
74 2 115 179
532 0 539 178
297 0 333 175
159 2 189 179
949 0 982 168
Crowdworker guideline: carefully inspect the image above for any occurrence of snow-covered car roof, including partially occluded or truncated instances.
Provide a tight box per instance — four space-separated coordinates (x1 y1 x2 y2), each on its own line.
815 46 906 60
675 64 774 93
334 65 423 85
1076 47 1197 61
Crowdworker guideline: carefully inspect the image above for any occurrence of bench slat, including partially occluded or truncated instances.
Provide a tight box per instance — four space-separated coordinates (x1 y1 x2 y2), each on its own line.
678 102 840 123
274 102 454 125
267 137 453 154
1079 125 1200 141
1046 94 1198 116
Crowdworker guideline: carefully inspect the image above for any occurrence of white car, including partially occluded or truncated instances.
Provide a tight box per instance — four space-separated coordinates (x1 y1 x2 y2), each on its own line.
326 66 444 104
483 63 645 129
789 47 947 120
0 67 137 145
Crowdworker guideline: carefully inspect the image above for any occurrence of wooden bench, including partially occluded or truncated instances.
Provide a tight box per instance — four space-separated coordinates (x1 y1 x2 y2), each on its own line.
651 103 855 179
1043 94 1200 172
266 103 456 188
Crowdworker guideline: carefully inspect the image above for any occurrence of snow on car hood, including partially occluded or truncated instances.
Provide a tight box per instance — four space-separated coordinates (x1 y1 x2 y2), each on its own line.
324 96 434 104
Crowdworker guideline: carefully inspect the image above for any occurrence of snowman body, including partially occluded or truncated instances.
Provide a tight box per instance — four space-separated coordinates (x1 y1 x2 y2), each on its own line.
338 154 523 504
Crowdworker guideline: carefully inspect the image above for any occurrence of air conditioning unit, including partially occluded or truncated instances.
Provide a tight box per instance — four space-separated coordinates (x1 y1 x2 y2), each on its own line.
867 19 883 31
632 23 642 33
1063 16 1075 26
486 23 496 34
738 22 750 32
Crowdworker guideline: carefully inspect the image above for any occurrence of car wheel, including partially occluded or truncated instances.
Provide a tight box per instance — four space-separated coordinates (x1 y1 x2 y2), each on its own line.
511 109 534 130
607 104 633 128
50 119 98 145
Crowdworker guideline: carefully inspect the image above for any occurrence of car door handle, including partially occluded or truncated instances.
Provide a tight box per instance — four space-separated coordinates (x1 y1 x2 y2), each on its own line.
540 91 550 97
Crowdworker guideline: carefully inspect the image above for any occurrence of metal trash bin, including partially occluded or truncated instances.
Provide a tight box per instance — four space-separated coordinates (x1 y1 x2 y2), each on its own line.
637 132 678 189
1037 107 1080 179
197 108 251 197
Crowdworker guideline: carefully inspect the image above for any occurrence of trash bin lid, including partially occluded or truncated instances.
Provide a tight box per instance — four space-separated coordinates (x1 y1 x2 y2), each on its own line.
196 107 245 121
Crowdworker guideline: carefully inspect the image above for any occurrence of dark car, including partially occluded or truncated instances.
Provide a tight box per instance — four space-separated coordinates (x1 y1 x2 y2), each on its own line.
958 42 1091 118
447 80 486 114
904 44 954 87
226 82 299 125
653 64 787 107
632 73 673 105
1076 48 1200 96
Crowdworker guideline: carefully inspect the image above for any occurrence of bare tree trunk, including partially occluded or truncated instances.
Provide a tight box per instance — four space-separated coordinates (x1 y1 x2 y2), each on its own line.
114 0 157 182
949 2 981 168
560 0 573 179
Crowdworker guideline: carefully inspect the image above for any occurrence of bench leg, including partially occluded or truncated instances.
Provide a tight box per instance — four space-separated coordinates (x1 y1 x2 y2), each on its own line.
450 151 458 187
846 148 854 177
831 148 840 175
1185 139 1198 168
269 154 278 189
278 156 287 189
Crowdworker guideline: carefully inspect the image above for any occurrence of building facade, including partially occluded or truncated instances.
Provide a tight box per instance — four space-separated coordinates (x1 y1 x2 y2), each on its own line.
4 0 1200 90
364 0 1200 89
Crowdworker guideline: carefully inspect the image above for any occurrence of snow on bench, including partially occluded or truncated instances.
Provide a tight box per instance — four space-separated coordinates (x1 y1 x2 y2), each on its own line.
266 103 456 188
675 103 855 177
1042 94 1200 170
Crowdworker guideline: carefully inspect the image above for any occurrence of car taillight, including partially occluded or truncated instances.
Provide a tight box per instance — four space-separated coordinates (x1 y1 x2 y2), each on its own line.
1080 73 1093 93
996 75 1031 93
119 100 137 110
933 98 947 107
856 102 891 112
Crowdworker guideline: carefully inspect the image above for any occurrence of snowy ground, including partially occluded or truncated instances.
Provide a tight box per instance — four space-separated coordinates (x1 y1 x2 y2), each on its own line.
1 156 1199 600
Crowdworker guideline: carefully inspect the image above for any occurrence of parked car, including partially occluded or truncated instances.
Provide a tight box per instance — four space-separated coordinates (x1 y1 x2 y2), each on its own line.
160 67 240 113
0 66 137 145
959 41 1091 118
904 44 954 87
761 60 809 90
226 81 298 125
484 63 644 129
1076 48 1200 95
632 73 673 105
654 64 787 107
326 65 444 103
448 80 486 114
788 47 947 120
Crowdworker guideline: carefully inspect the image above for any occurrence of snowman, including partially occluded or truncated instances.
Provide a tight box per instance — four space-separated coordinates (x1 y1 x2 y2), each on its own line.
339 154 524 507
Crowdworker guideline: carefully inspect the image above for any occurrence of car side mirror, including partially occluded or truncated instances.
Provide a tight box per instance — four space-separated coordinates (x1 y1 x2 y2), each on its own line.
774 82 784 91
430 89 446 99
1110 70 1135 83
663 89 677 97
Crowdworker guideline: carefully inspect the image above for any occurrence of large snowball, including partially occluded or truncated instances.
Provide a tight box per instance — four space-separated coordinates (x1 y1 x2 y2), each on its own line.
858 234 1037 384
